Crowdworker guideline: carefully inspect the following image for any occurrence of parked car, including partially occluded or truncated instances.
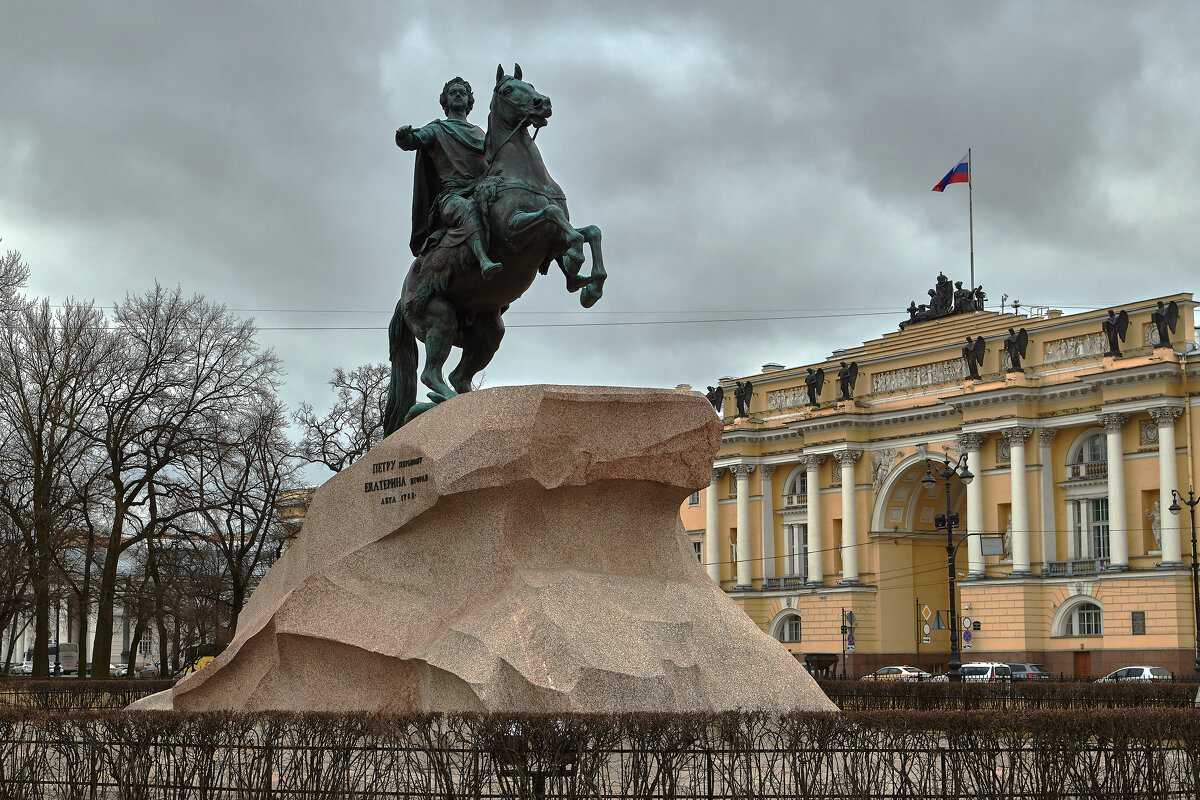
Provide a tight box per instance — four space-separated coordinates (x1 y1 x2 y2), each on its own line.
861 665 932 682
1007 662 1052 681
19 660 33 675
84 663 123 677
958 662 1012 682
1096 666 1172 683
135 662 161 679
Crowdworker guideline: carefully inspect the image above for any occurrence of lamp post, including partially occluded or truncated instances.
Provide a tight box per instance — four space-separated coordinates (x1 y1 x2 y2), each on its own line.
1168 489 1200 680
922 454 974 682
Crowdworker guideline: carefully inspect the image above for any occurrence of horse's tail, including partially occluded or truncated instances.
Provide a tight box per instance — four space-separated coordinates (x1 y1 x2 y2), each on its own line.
382 297 417 437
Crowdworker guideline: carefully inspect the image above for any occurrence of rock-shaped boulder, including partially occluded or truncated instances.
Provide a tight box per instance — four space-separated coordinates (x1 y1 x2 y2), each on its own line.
133 385 835 713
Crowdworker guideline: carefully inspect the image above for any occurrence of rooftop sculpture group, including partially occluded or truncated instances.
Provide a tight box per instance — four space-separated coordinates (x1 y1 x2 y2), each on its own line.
384 67 607 434
901 272 986 329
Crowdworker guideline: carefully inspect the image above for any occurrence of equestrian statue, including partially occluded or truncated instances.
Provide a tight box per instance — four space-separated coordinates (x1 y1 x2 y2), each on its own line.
384 65 607 433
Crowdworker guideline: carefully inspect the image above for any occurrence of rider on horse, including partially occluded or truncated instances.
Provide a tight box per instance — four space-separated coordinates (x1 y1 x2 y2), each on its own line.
396 77 502 279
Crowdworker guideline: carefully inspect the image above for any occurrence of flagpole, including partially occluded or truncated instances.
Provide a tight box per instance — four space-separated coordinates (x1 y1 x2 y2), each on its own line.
968 148 975 300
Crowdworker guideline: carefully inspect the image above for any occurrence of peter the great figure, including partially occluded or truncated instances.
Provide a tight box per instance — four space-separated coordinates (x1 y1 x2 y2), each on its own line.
396 77 502 278
383 65 606 434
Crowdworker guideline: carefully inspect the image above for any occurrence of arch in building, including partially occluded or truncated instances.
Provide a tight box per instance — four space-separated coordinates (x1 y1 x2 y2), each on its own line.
1051 594 1105 637
1065 427 1107 465
871 452 967 533
767 608 803 643
781 465 807 497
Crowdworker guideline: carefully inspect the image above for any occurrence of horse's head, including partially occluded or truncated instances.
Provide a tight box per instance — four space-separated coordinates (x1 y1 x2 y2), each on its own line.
491 63 552 132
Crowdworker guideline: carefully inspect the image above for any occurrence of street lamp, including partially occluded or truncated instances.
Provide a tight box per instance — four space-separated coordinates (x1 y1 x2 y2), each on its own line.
1168 489 1200 680
922 453 974 682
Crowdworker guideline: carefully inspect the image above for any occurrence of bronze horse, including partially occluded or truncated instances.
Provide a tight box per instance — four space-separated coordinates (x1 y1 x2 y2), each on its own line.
383 64 606 433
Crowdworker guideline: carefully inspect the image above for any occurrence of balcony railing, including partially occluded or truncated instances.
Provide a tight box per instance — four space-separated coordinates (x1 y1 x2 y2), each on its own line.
1043 557 1110 577
783 493 807 509
762 575 808 590
1067 460 1107 480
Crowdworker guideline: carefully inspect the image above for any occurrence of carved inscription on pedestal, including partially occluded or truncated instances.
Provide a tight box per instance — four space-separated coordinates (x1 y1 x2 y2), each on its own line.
364 456 428 505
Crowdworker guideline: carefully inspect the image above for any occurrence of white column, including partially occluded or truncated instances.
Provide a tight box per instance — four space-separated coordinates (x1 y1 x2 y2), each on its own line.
731 464 755 588
957 432 988 578
760 465 777 580
1067 501 1079 560
802 454 824 585
1098 412 1130 571
1005 427 1033 576
705 469 722 583
1038 428 1059 570
837 449 862 585
798 525 808 580
1151 407 1184 566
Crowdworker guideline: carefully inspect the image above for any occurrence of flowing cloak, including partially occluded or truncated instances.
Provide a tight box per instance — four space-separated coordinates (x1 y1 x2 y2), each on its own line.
406 118 488 257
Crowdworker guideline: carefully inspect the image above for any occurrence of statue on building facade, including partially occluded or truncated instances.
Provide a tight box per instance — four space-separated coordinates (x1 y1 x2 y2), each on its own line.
900 273 988 329
1004 327 1029 372
804 367 825 406
1102 309 1130 357
383 66 608 434
837 361 859 401
734 380 753 416
1151 300 1179 349
1146 501 1162 551
705 385 724 413
962 335 986 380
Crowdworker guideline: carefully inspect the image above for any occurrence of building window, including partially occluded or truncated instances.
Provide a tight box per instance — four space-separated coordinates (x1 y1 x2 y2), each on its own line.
692 539 702 563
1064 601 1103 636
1132 611 1146 635
786 472 807 496
1068 433 1108 480
776 613 802 643
784 524 808 578
1090 499 1110 560
688 491 700 507
138 639 152 656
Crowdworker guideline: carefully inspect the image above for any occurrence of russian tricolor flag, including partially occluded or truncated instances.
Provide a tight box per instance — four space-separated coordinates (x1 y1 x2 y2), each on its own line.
932 154 969 192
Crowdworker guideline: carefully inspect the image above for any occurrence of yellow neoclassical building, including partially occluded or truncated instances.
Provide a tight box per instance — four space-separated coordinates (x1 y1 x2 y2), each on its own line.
681 287 1199 679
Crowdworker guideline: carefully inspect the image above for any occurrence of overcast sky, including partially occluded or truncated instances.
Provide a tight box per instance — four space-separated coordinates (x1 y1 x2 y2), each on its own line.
4 1 1199 444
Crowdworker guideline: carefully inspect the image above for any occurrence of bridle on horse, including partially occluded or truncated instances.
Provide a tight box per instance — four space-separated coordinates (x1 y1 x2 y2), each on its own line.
488 76 544 164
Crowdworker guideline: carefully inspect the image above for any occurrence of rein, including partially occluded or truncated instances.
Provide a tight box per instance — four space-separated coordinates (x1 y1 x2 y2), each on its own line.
487 78 542 164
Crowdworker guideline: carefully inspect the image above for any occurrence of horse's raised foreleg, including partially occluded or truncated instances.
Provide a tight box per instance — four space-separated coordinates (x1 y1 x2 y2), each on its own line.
449 310 505 395
416 296 460 404
575 224 606 308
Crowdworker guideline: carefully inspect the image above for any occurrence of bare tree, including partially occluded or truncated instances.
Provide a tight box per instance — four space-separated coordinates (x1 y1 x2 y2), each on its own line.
0 517 32 672
293 363 389 472
0 297 115 676
0 241 30 315
85 284 281 677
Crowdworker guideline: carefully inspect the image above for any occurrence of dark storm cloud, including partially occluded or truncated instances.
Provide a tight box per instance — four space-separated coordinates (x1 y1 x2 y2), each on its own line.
2 1 1198 415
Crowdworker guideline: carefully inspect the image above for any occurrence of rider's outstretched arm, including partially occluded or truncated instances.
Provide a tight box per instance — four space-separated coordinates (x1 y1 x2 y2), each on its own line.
396 124 435 151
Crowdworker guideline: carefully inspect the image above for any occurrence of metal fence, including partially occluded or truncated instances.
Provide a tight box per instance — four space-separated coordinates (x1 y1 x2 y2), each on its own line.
1 711 1197 799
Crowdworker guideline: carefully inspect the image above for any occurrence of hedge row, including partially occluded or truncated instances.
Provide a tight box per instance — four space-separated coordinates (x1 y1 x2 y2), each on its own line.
0 679 176 711
817 678 1200 710
0 710 1197 798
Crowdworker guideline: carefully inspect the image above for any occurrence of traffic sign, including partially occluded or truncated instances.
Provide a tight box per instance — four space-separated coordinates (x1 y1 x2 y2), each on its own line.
921 605 931 621
962 617 972 630
922 636 931 644
963 631 972 643
847 644 855 652
847 633 855 646
922 623 931 636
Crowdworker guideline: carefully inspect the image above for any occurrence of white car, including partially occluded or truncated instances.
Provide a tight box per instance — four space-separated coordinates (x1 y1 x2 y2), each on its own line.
861 665 932 682
958 662 1012 682
1096 666 1172 683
